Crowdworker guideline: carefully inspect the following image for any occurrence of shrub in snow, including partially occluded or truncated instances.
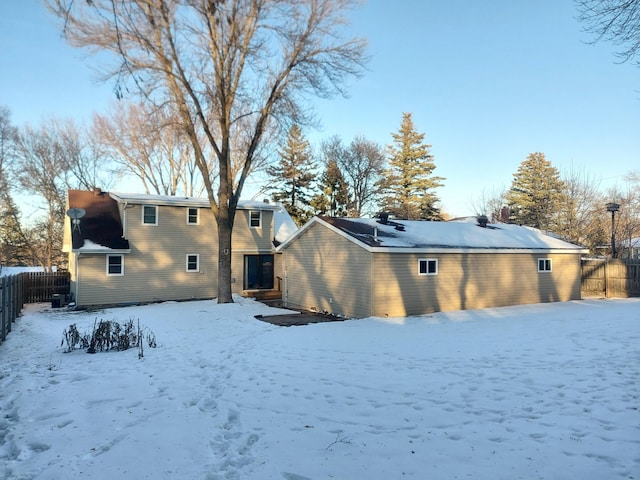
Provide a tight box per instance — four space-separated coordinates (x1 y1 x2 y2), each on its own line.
62 318 156 357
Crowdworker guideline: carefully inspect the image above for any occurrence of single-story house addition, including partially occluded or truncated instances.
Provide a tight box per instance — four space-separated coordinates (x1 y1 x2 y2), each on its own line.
276 216 588 318
63 189 297 307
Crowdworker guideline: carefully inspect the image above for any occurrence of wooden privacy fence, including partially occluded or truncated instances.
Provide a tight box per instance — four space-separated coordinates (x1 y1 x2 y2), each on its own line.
1 271 71 344
1 274 24 343
581 258 640 298
22 271 70 303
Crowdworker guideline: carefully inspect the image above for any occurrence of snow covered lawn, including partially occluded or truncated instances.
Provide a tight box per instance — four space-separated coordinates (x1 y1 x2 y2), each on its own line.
1 298 638 480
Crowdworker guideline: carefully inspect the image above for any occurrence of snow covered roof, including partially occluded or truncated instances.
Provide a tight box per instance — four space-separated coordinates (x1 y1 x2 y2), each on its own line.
109 192 281 211
273 204 298 245
278 216 588 254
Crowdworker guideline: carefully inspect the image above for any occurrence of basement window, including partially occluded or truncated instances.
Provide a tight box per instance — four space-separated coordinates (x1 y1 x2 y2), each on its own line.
538 258 552 272
418 258 438 276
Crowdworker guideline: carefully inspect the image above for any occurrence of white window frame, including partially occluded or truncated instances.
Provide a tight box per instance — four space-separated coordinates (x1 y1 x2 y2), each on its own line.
418 258 438 276
187 207 199 225
106 255 124 276
186 254 200 272
249 210 261 228
142 205 158 225
538 258 552 272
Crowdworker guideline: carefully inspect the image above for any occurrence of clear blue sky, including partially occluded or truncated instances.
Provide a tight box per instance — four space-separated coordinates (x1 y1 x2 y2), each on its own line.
1 0 638 217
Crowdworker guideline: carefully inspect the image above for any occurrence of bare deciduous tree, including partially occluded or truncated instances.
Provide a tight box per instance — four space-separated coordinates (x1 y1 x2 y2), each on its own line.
14 121 70 270
48 0 367 302
472 186 508 223
0 106 29 267
322 135 385 217
576 0 640 65
93 102 204 196
55 117 117 191
557 166 604 252
608 172 640 257
0 106 17 185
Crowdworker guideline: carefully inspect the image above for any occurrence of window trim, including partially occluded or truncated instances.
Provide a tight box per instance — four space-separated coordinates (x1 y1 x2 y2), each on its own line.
106 255 124 276
142 205 158 225
249 210 261 228
186 207 199 225
538 258 552 272
418 258 438 276
186 253 200 273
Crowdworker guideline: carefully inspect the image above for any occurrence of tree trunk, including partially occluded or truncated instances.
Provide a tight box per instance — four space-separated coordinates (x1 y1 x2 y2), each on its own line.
217 207 234 304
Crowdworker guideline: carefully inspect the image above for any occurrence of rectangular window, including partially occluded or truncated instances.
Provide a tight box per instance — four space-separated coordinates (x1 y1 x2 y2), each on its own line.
107 255 124 276
187 207 199 225
249 210 261 228
538 258 552 272
186 254 200 272
142 205 157 225
418 258 438 276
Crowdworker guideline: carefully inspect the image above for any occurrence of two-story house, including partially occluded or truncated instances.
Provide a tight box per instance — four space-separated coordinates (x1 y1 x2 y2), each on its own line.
63 188 296 307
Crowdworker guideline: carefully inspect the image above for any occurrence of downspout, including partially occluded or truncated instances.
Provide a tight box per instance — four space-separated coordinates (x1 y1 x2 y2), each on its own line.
75 251 80 306
370 247 375 317
283 265 288 307
122 201 128 238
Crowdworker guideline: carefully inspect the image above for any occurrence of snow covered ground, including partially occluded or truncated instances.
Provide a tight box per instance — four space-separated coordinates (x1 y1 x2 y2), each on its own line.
1 297 638 480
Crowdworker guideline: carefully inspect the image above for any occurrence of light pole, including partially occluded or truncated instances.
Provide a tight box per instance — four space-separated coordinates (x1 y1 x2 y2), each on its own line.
606 202 620 258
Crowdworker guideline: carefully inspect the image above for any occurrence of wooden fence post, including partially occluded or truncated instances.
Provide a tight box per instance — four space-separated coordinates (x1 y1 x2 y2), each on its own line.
0 274 28 345
1 276 6 342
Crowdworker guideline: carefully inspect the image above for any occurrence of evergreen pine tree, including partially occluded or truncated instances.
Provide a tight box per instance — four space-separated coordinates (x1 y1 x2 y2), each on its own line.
310 159 350 216
266 125 317 225
380 113 444 220
505 152 565 232
0 191 30 266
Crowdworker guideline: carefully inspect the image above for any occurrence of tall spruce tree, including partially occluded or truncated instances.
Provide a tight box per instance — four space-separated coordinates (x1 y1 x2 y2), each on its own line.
0 106 27 266
380 113 444 220
506 152 565 232
310 158 350 216
267 125 317 225
0 193 31 266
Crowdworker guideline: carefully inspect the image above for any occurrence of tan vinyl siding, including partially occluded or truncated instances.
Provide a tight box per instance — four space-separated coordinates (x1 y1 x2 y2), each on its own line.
372 252 582 317
282 223 371 318
273 253 284 290
233 210 274 251
75 204 276 306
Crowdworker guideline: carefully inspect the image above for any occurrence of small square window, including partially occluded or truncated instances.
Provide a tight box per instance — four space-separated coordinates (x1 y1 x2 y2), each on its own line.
107 255 124 276
419 258 438 275
187 207 199 225
186 254 200 272
249 210 261 228
538 258 552 272
142 205 157 225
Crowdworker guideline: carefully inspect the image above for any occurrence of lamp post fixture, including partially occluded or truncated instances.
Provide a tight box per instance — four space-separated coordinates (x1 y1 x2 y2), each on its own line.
606 202 620 258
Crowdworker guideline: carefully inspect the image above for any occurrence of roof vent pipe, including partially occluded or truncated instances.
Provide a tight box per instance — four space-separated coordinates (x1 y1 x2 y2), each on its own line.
373 226 378 241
